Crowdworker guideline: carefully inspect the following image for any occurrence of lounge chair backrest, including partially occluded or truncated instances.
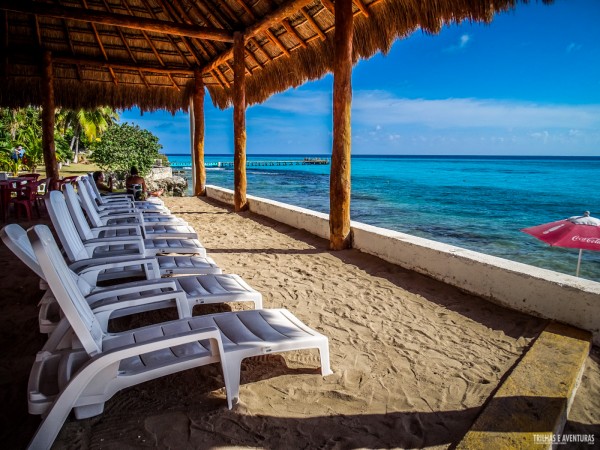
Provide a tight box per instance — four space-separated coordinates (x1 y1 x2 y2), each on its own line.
29 225 103 355
76 179 104 227
0 224 45 280
1 221 94 297
63 184 95 241
45 190 91 263
86 174 103 201
81 176 101 206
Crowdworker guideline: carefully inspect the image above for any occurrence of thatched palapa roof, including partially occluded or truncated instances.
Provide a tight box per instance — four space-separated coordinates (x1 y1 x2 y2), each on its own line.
0 0 549 112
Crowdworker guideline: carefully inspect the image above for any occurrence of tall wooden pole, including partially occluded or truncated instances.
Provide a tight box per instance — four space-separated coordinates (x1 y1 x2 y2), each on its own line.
41 50 59 181
329 0 353 250
233 31 248 211
192 70 206 196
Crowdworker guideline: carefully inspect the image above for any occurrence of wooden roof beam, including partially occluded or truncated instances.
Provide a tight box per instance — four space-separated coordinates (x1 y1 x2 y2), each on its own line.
245 0 316 38
164 0 221 61
52 54 194 75
249 37 272 62
1 11 7 77
232 0 257 21
282 19 307 48
202 0 314 74
0 0 234 42
320 0 335 15
155 0 209 63
264 29 290 57
32 15 42 46
194 0 233 30
353 0 370 17
118 0 181 90
80 0 118 85
245 48 263 69
97 0 152 88
137 0 192 67
211 69 227 89
60 18 83 81
300 7 326 41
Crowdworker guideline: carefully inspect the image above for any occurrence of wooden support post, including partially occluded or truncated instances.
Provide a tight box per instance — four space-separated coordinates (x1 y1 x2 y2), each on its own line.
233 31 248 211
192 70 206 196
41 51 59 181
329 0 353 250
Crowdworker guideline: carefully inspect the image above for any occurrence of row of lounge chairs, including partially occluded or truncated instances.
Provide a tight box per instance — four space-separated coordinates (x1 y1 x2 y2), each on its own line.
1 175 332 449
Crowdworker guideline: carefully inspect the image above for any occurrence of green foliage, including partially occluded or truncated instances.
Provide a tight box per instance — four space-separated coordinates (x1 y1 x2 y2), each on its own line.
90 122 162 176
157 153 171 167
19 127 43 172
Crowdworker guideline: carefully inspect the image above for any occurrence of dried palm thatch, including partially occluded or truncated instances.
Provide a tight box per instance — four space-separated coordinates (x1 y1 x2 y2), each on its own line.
0 0 550 112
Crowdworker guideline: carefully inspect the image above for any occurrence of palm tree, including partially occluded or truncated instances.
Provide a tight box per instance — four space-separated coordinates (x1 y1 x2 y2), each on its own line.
56 107 118 163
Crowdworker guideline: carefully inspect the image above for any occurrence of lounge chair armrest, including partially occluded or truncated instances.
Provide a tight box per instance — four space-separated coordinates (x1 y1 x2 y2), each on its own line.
69 255 155 271
97 205 138 214
86 279 178 302
99 211 144 223
92 289 192 318
94 224 143 237
102 193 135 201
76 257 161 285
83 237 144 255
96 326 224 364
100 197 134 205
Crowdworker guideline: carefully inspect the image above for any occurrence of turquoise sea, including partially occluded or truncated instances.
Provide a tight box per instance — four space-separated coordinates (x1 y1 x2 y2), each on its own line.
167 154 600 282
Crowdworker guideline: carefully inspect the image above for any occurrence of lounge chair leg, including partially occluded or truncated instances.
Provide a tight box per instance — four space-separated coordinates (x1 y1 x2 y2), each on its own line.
222 356 242 409
318 342 333 376
74 402 105 419
28 358 117 449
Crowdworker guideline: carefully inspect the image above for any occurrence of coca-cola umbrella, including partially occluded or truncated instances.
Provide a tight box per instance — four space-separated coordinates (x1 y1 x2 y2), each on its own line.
521 211 600 277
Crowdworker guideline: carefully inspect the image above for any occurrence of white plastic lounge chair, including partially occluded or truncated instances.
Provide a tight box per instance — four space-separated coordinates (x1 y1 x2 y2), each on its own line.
85 173 164 206
0 224 59 334
81 175 167 211
47 191 207 257
1 223 172 333
64 184 197 240
2 224 260 332
27 225 332 449
77 179 187 226
44 195 220 276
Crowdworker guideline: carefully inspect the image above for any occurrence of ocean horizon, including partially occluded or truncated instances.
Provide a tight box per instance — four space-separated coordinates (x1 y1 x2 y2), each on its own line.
164 153 600 282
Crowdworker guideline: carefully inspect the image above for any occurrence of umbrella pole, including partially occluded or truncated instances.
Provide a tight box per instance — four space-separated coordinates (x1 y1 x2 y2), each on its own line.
576 248 583 277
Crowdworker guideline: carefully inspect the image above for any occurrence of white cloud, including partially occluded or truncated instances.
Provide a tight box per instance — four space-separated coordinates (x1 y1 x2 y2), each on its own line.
253 89 331 115
566 42 582 53
352 91 600 130
444 34 472 52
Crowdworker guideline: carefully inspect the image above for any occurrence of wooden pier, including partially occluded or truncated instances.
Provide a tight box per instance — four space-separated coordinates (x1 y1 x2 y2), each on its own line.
170 158 329 168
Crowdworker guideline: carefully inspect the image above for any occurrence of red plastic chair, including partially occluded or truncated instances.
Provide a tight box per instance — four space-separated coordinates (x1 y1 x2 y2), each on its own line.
8 179 40 221
20 173 41 181
56 176 80 191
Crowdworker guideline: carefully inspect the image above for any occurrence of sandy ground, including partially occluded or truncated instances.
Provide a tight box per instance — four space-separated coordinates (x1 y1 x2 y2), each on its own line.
0 196 597 449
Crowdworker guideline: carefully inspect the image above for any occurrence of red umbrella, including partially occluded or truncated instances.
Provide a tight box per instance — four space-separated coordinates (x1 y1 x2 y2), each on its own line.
522 211 600 276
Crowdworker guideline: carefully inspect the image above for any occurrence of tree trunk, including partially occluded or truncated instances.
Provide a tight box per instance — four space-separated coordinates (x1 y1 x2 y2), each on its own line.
192 70 206 196
74 137 79 164
233 31 248 211
329 0 353 250
41 51 59 181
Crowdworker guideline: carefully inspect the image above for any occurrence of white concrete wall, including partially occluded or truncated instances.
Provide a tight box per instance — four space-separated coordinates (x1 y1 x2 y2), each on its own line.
205 185 600 344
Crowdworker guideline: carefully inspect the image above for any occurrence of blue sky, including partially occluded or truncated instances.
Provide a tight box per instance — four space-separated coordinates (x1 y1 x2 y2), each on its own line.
121 0 600 156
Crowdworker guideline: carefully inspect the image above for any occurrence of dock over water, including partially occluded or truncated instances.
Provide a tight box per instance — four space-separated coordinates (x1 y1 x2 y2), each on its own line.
170 158 329 168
